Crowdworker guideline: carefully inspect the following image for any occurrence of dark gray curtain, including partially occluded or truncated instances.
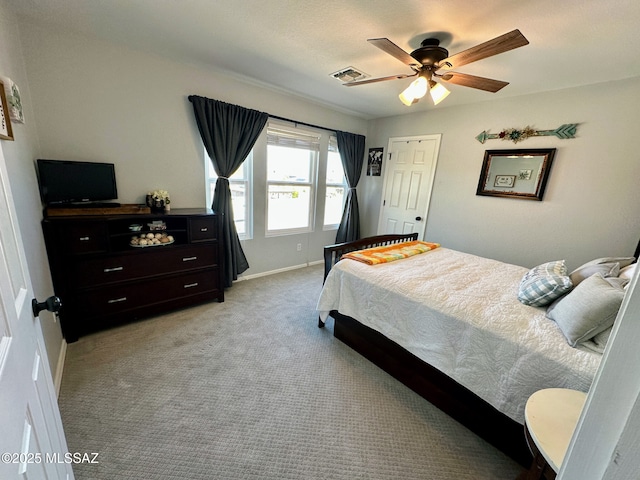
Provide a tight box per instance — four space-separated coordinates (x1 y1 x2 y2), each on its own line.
335 131 366 243
189 95 268 287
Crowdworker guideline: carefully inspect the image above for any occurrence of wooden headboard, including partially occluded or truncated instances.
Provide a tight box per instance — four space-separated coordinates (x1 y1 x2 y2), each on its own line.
323 233 418 281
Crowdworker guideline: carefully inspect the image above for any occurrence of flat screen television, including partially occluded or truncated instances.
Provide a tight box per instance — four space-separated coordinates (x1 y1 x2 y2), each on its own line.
36 159 118 206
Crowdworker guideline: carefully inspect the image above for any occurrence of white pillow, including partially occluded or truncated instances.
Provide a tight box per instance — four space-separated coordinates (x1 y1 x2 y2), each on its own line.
619 263 637 281
569 261 619 286
584 256 635 269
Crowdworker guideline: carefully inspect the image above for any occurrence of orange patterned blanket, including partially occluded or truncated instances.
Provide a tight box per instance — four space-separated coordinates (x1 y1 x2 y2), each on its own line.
341 240 440 265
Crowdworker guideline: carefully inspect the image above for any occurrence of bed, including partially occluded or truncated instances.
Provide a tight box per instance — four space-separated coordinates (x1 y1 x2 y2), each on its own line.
316 234 637 466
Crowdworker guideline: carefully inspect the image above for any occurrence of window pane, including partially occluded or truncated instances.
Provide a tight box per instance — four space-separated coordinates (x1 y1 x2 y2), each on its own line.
205 151 252 239
230 183 246 235
209 182 215 204
326 152 345 184
230 168 245 180
267 185 311 231
324 186 345 225
267 145 312 182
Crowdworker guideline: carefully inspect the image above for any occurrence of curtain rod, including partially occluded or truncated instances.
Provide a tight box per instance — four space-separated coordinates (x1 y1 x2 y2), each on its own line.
268 114 337 134
189 95 342 134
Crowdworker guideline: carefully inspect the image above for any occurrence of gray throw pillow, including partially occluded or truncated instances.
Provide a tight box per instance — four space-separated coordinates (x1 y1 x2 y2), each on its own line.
546 273 625 347
592 326 613 350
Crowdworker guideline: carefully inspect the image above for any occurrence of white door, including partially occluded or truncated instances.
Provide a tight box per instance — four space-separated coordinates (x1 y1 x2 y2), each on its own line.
377 134 441 239
0 144 74 479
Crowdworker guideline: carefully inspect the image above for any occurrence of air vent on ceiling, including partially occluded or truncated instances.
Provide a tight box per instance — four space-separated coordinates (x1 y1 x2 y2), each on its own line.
330 67 369 83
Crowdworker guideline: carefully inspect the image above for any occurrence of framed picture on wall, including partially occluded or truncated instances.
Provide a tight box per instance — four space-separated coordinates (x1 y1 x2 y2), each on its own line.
476 148 556 201
0 80 14 141
367 147 383 176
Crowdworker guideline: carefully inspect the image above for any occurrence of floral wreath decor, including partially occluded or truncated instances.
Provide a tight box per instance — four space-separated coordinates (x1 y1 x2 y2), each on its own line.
475 123 578 144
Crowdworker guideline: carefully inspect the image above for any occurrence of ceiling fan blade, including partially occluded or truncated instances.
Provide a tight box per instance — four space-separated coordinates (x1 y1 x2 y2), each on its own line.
367 38 421 67
438 29 529 70
439 72 509 92
343 72 418 86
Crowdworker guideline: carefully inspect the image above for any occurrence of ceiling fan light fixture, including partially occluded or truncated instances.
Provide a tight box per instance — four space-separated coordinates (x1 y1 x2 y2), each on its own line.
428 80 450 105
399 76 428 106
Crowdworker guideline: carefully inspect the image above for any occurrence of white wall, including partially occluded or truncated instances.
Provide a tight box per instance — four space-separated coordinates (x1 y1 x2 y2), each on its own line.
17 19 368 278
0 0 63 379
362 78 640 270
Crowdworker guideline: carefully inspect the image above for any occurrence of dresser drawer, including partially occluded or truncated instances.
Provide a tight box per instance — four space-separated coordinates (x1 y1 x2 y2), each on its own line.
60 222 109 254
190 216 217 242
74 269 220 316
72 245 218 287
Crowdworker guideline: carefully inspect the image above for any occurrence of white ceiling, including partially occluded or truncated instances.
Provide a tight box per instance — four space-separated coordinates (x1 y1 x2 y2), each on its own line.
9 0 640 119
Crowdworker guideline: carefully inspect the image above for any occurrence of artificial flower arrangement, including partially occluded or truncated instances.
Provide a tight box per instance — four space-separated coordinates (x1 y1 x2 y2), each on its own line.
146 189 171 211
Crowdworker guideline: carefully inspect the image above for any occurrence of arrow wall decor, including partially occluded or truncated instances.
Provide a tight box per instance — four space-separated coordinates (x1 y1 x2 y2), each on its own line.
476 123 578 144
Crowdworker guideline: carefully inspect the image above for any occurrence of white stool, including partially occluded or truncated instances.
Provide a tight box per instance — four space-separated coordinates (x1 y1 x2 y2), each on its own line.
517 388 587 480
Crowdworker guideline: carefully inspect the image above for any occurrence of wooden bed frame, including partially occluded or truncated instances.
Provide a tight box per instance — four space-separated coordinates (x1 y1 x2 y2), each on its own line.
319 235 640 467
319 233 531 466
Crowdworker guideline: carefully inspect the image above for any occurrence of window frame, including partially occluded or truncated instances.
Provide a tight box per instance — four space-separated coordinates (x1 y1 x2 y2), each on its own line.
204 151 253 240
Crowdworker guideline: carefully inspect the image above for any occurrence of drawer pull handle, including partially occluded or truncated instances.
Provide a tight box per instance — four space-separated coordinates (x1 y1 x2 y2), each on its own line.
184 283 199 289
200 227 208 232
103 266 124 273
79 236 90 241
107 297 127 304
183 256 197 262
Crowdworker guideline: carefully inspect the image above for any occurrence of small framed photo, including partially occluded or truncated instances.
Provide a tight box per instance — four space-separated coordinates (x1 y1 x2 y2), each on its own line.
494 175 516 188
0 80 14 141
519 169 532 180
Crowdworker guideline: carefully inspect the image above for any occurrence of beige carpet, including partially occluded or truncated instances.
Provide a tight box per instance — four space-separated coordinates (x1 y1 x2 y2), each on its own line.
58 264 524 479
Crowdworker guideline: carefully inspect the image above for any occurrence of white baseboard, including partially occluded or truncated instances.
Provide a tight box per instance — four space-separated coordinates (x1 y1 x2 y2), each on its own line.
236 260 323 282
54 338 67 398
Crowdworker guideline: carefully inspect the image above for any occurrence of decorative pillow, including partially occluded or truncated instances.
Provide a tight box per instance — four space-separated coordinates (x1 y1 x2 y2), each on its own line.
619 263 637 281
583 256 635 269
604 276 629 289
546 273 625 347
518 260 573 307
569 262 620 286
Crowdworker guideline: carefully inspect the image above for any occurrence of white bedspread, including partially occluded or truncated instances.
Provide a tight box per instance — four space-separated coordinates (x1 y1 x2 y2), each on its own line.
316 247 602 424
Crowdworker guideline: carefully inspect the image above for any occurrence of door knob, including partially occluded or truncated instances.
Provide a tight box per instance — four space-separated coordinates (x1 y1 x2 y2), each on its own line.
415 216 422 221
32 296 62 317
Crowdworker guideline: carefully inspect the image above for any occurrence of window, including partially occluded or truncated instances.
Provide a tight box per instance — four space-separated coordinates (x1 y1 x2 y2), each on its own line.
324 136 347 228
205 152 252 239
266 125 319 235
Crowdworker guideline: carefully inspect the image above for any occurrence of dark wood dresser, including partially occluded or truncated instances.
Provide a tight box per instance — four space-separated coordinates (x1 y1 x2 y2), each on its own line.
42 208 224 342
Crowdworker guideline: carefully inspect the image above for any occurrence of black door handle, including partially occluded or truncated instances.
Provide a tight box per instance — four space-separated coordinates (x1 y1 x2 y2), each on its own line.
415 216 422 221
32 296 62 317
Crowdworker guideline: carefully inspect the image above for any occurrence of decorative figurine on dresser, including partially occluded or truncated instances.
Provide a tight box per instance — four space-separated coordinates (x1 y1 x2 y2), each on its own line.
36 159 224 342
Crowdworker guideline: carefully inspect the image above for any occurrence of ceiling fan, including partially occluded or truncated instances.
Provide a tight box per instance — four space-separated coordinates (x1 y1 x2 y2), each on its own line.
345 29 529 106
